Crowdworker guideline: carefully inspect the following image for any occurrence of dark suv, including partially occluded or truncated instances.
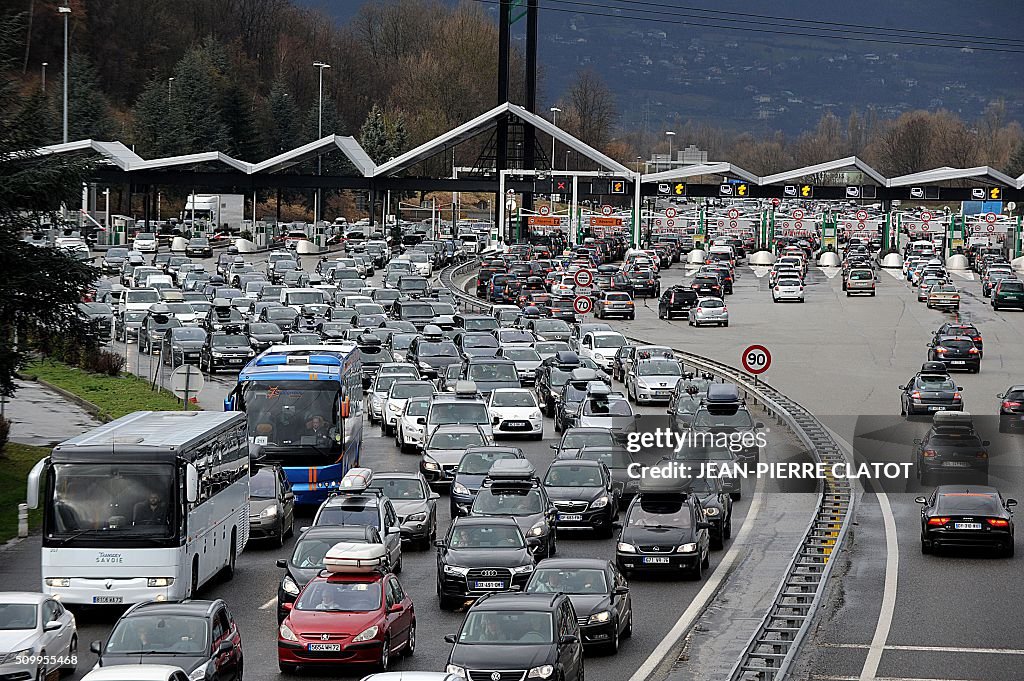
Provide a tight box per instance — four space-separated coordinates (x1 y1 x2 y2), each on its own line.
914 412 989 485
991 278 1024 310
91 599 243 681
445 592 585 681
200 331 253 373
658 286 698 319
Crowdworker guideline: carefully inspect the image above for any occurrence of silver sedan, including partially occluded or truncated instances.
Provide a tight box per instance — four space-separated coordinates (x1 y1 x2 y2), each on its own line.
687 297 729 327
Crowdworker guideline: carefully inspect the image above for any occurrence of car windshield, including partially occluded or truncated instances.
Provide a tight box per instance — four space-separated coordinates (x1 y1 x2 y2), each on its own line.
105 615 209 655
390 383 432 400
1000 281 1024 292
474 486 546 516
463 335 499 349
372 375 404 393
935 493 1004 515
431 303 456 315
637 360 681 376
628 499 692 527
126 290 160 303
429 431 485 449
579 448 631 467
500 330 534 343
248 323 280 335
0 604 37 630
295 581 382 612
459 611 552 645
562 431 615 449
404 398 431 417
692 410 754 428
545 465 601 487
399 279 429 292
527 568 608 595
286 292 324 305
534 320 568 332
316 503 379 527
464 318 499 331
491 391 537 408
502 348 541 362
250 468 277 499
124 311 148 323
430 402 489 425
917 377 956 390
469 364 518 382
778 279 802 287
593 335 625 349
536 342 570 355
582 398 631 416
449 524 525 548
370 478 425 500
213 334 248 347
938 340 974 351
418 342 459 358
459 451 518 474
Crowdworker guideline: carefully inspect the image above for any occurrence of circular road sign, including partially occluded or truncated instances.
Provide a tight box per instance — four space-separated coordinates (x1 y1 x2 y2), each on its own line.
856 210 868 221
601 205 613 217
730 220 738 229
985 212 998 224
921 211 932 222
728 208 740 219
988 223 997 233
170 365 205 400
574 269 594 287
793 209 805 220
666 219 676 228
741 345 771 375
539 205 550 216
772 197 781 208
666 207 677 218
655 218 663 227
573 296 593 315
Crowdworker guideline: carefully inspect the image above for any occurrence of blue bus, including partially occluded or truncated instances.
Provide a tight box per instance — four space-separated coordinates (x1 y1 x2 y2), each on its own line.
224 345 363 505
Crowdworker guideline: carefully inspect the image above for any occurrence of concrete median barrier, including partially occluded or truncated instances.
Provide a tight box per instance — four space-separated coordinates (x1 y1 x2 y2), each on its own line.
881 252 903 268
295 239 320 254
817 251 841 267
234 238 257 254
749 250 777 265
945 253 969 270
170 236 188 253
687 249 707 264
1013 256 1024 273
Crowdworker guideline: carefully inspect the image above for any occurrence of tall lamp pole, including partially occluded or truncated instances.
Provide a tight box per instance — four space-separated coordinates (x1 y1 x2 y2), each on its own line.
312 61 331 226
41 62 48 93
167 77 174 104
59 5 71 143
549 107 561 168
665 131 676 171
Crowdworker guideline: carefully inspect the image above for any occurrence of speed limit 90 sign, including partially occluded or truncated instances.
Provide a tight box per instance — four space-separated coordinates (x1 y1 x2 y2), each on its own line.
741 345 771 374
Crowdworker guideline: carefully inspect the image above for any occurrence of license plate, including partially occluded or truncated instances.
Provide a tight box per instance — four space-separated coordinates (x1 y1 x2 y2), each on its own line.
951 361 965 365
506 421 527 427
942 461 971 467
93 596 123 604
642 557 670 564
655 390 671 396
954 522 982 530
307 643 341 652
928 406 945 411
475 581 505 589
229 358 243 364
560 514 583 522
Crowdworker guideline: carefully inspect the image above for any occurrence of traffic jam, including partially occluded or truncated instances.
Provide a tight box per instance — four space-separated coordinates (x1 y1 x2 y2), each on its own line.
14 196 1024 681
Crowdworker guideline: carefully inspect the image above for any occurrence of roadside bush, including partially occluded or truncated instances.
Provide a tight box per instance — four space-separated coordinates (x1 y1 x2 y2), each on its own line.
0 416 10 457
89 350 126 376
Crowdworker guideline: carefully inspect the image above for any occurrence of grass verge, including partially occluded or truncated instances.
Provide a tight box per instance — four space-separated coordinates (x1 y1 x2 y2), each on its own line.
21 359 187 420
0 444 46 542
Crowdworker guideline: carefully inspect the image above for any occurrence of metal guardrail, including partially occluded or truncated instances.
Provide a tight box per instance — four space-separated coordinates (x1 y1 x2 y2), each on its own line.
440 259 855 681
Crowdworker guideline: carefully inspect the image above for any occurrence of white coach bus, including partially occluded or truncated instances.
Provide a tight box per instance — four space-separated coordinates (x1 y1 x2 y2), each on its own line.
27 411 250 605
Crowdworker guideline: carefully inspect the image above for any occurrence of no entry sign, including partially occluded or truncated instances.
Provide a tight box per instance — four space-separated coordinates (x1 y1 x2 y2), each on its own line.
574 269 593 287
742 345 771 374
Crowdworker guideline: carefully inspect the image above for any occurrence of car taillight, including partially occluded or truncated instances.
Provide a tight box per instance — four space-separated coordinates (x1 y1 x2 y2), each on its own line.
927 517 950 526
968 348 979 354
774 286 779 291
953 392 962 400
696 307 702 312
987 518 1010 527
722 306 728 312
911 390 922 399
921 449 938 458
973 336 982 342
1002 401 1021 409
934 347 947 353
977 451 988 459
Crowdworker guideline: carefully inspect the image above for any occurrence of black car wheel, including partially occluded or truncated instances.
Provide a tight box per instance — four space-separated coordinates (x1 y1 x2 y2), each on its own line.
403 620 416 657
607 620 620 654
689 555 703 580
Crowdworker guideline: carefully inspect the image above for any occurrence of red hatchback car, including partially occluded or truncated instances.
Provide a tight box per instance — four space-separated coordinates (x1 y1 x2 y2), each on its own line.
278 562 415 673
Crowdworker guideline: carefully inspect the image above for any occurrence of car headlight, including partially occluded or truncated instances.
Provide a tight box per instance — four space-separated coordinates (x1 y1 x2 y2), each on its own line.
147 577 174 587
281 574 300 596
616 542 636 553
443 564 469 576
591 495 609 509
588 610 612 624
45 578 70 587
352 624 379 643
420 361 433 370
422 456 440 471
511 564 535 574
407 512 427 522
529 523 546 537
1 648 33 664
704 507 720 517
531 410 543 420
387 402 401 412
447 665 467 677
452 482 470 496
528 664 555 679
260 505 278 518
189 662 210 681
212 351 226 358
678 542 698 553
593 353 605 361
278 623 298 642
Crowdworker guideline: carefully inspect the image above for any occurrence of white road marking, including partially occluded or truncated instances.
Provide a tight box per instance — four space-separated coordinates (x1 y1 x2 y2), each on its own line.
950 271 975 281
859 478 899 681
627 481 766 681
884 269 906 280
259 596 277 610
829 643 1024 655
819 267 841 279
750 266 771 278
816 676 977 681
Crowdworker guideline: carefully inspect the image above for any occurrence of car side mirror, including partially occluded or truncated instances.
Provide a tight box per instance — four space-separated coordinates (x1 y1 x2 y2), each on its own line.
434 539 447 548
389 603 404 614
492 416 500 425
897 385 905 390
430 492 440 500
613 586 629 595
444 634 458 644
299 526 310 534
44 620 61 632
913 438 922 445
914 496 927 504
90 641 102 655
416 417 426 425
559 634 578 646
983 440 991 447
1007 499 1018 508
755 421 764 429
957 386 964 391
217 640 233 655
697 521 711 530
282 602 293 611
276 559 287 568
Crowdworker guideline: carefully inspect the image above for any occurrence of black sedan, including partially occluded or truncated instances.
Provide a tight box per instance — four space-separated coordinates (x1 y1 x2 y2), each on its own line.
998 385 1024 433
900 372 963 416
185 236 213 258
559 444 638 503
543 459 619 537
917 485 1016 556
934 322 983 357
690 275 723 297
161 326 207 367
926 335 981 373
914 422 989 486
525 558 633 654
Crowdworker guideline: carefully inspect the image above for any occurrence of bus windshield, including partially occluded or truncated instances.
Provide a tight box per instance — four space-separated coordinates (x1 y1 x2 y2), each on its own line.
47 463 176 544
241 380 341 460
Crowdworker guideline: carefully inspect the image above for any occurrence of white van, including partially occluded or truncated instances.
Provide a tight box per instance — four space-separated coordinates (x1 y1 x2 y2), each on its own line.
279 287 328 312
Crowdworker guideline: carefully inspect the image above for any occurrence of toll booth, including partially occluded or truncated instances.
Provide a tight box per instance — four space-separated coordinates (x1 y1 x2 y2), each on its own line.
110 215 135 246
313 222 327 249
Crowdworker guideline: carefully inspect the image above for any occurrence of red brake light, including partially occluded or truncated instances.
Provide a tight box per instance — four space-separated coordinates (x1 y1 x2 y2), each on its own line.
911 390 922 399
921 449 937 458
927 517 950 526
987 518 1010 527
973 336 982 341
977 451 988 459
696 307 702 312
968 348 979 354
1002 401 1021 408
774 286 779 291
935 347 947 353
953 392 962 400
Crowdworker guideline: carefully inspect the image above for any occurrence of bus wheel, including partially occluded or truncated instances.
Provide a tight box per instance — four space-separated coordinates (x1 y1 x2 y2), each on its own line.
191 558 199 597
223 532 236 581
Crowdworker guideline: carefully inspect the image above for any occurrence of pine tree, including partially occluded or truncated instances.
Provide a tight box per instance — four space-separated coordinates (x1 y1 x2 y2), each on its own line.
68 52 116 140
16 88 59 147
130 78 171 157
221 82 261 161
359 104 390 164
1007 141 1024 179
262 79 298 156
166 45 230 154
385 111 409 160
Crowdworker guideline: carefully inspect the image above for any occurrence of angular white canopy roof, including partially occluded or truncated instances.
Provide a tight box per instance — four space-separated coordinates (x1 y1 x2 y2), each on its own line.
761 156 887 186
642 162 759 184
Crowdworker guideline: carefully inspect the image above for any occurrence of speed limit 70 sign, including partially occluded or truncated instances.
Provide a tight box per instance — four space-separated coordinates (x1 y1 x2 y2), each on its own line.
741 345 771 374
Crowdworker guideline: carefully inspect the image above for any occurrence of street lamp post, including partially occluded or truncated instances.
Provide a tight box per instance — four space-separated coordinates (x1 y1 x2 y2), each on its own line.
59 5 71 143
565 150 572 171
665 131 676 172
167 77 174 104
312 61 331 227
549 106 561 169
41 62 48 93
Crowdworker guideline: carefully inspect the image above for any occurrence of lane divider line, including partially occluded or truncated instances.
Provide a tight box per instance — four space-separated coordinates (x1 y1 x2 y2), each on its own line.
859 476 899 681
